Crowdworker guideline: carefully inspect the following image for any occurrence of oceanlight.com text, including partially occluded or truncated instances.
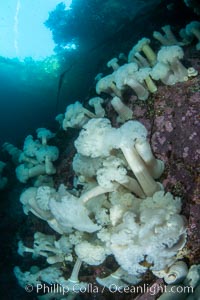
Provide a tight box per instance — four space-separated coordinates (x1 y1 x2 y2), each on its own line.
24 282 194 296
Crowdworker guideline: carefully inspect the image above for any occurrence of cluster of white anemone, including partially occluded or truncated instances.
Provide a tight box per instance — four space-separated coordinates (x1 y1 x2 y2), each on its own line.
56 22 199 132
2 128 58 185
14 122 189 294
95 21 199 103
12 21 200 300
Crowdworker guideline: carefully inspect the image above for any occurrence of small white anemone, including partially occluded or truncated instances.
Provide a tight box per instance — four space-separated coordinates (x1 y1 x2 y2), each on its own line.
88 97 105 117
157 45 188 82
111 96 133 123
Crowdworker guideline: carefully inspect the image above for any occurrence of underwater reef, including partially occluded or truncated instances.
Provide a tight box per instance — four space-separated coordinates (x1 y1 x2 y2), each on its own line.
0 3 200 300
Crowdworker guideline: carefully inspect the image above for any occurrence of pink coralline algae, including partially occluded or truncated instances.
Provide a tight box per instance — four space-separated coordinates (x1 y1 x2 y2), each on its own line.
133 105 147 117
125 47 200 267
151 77 200 168
187 202 200 264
